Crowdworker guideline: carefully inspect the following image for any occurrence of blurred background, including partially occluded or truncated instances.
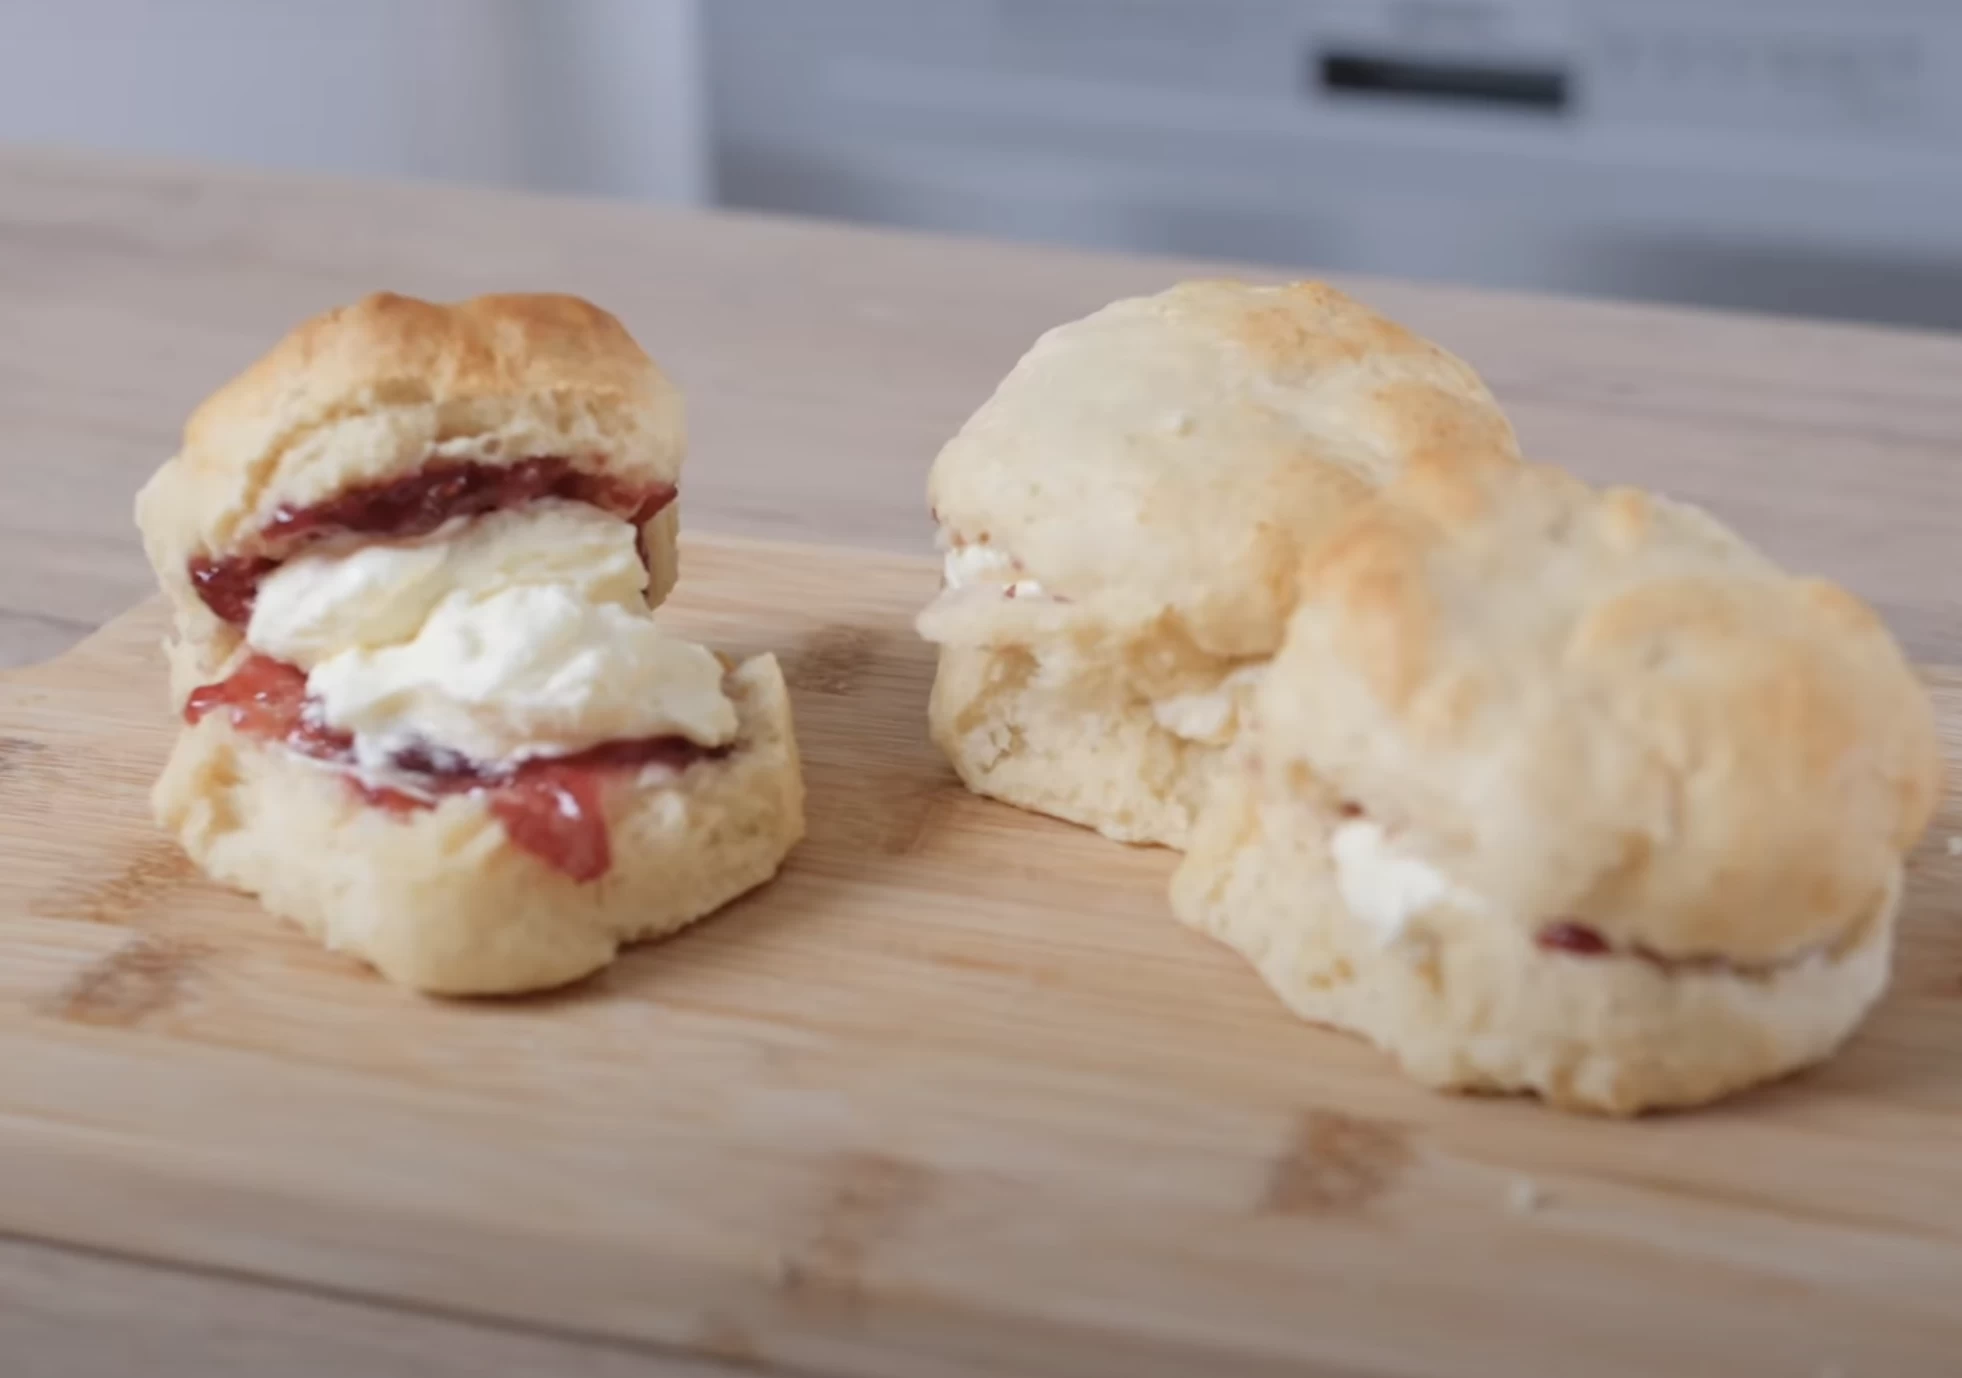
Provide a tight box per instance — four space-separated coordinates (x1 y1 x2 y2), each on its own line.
4 0 1960 329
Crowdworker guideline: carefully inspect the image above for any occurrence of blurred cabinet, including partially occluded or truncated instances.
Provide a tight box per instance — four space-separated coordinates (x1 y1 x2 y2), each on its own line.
703 0 1962 329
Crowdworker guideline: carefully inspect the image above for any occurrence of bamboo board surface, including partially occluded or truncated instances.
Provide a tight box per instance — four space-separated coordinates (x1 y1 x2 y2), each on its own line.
0 532 1958 1378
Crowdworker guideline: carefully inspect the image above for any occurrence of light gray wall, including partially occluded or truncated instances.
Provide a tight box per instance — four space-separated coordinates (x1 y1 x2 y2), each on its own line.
0 0 705 201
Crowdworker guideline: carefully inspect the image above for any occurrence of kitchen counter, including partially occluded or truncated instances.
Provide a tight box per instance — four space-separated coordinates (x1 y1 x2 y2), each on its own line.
0 146 1958 1377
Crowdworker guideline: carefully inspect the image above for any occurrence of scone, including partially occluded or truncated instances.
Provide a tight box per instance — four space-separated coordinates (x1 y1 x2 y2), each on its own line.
137 292 805 994
140 292 687 703
1172 457 1941 1114
917 280 1520 846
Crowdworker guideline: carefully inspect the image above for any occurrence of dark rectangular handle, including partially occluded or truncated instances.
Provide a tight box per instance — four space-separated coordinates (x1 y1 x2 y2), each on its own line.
1316 49 1571 113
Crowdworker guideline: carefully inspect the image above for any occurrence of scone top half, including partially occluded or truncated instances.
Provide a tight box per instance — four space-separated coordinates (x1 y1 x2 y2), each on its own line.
1263 457 1941 971
137 292 685 695
920 280 1522 684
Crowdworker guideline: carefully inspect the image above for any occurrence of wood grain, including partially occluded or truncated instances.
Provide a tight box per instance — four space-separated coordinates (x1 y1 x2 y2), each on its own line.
0 146 1958 671
1 533 1958 1378
0 1237 754 1378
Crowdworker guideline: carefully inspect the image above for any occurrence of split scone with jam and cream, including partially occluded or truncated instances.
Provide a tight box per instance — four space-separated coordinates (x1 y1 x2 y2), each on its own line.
137 292 804 995
1172 455 1941 1114
917 280 1521 847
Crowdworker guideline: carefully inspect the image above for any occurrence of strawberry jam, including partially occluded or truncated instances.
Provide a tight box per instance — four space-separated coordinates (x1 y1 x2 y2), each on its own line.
1535 920 1613 956
183 655 353 763
185 654 718 882
1534 918 1811 975
188 457 676 624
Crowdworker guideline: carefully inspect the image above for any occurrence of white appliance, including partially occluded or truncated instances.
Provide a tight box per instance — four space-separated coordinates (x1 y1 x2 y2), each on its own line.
703 0 1962 328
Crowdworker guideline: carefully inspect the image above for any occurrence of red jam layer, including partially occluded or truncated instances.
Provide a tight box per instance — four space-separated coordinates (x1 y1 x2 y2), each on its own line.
1534 919 1818 976
189 457 676 624
1535 921 1614 956
185 655 719 882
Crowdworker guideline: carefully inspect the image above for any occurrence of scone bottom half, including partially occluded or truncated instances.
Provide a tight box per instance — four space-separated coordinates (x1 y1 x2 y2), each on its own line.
1174 774 1904 1117
136 292 805 995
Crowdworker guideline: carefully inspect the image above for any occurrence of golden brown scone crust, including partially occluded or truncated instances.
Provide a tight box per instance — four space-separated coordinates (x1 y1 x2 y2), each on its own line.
1256 457 1938 962
919 279 1520 845
154 655 804 996
1172 458 1940 1112
926 279 1518 657
136 292 686 691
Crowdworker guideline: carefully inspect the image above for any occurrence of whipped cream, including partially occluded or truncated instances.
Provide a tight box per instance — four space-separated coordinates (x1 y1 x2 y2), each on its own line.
941 540 1045 599
1152 689 1235 743
1150 666 1263 745
248 500 735 774
251 500 648 668
1330 819 1479 945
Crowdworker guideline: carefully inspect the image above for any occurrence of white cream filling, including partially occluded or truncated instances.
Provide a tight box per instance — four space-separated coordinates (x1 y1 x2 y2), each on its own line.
306 585 734 775
247 499 735 779
1152 688 1235 742
1330 818 1481 945
250 500 650 668
1150 666 1264 744
941 538 1046 599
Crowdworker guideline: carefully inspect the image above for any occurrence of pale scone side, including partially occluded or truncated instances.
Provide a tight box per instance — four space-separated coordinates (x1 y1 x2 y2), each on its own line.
919 279 1521 846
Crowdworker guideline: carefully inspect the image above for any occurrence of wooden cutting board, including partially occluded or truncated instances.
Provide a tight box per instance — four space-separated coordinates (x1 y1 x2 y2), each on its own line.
2 532 1958 1378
